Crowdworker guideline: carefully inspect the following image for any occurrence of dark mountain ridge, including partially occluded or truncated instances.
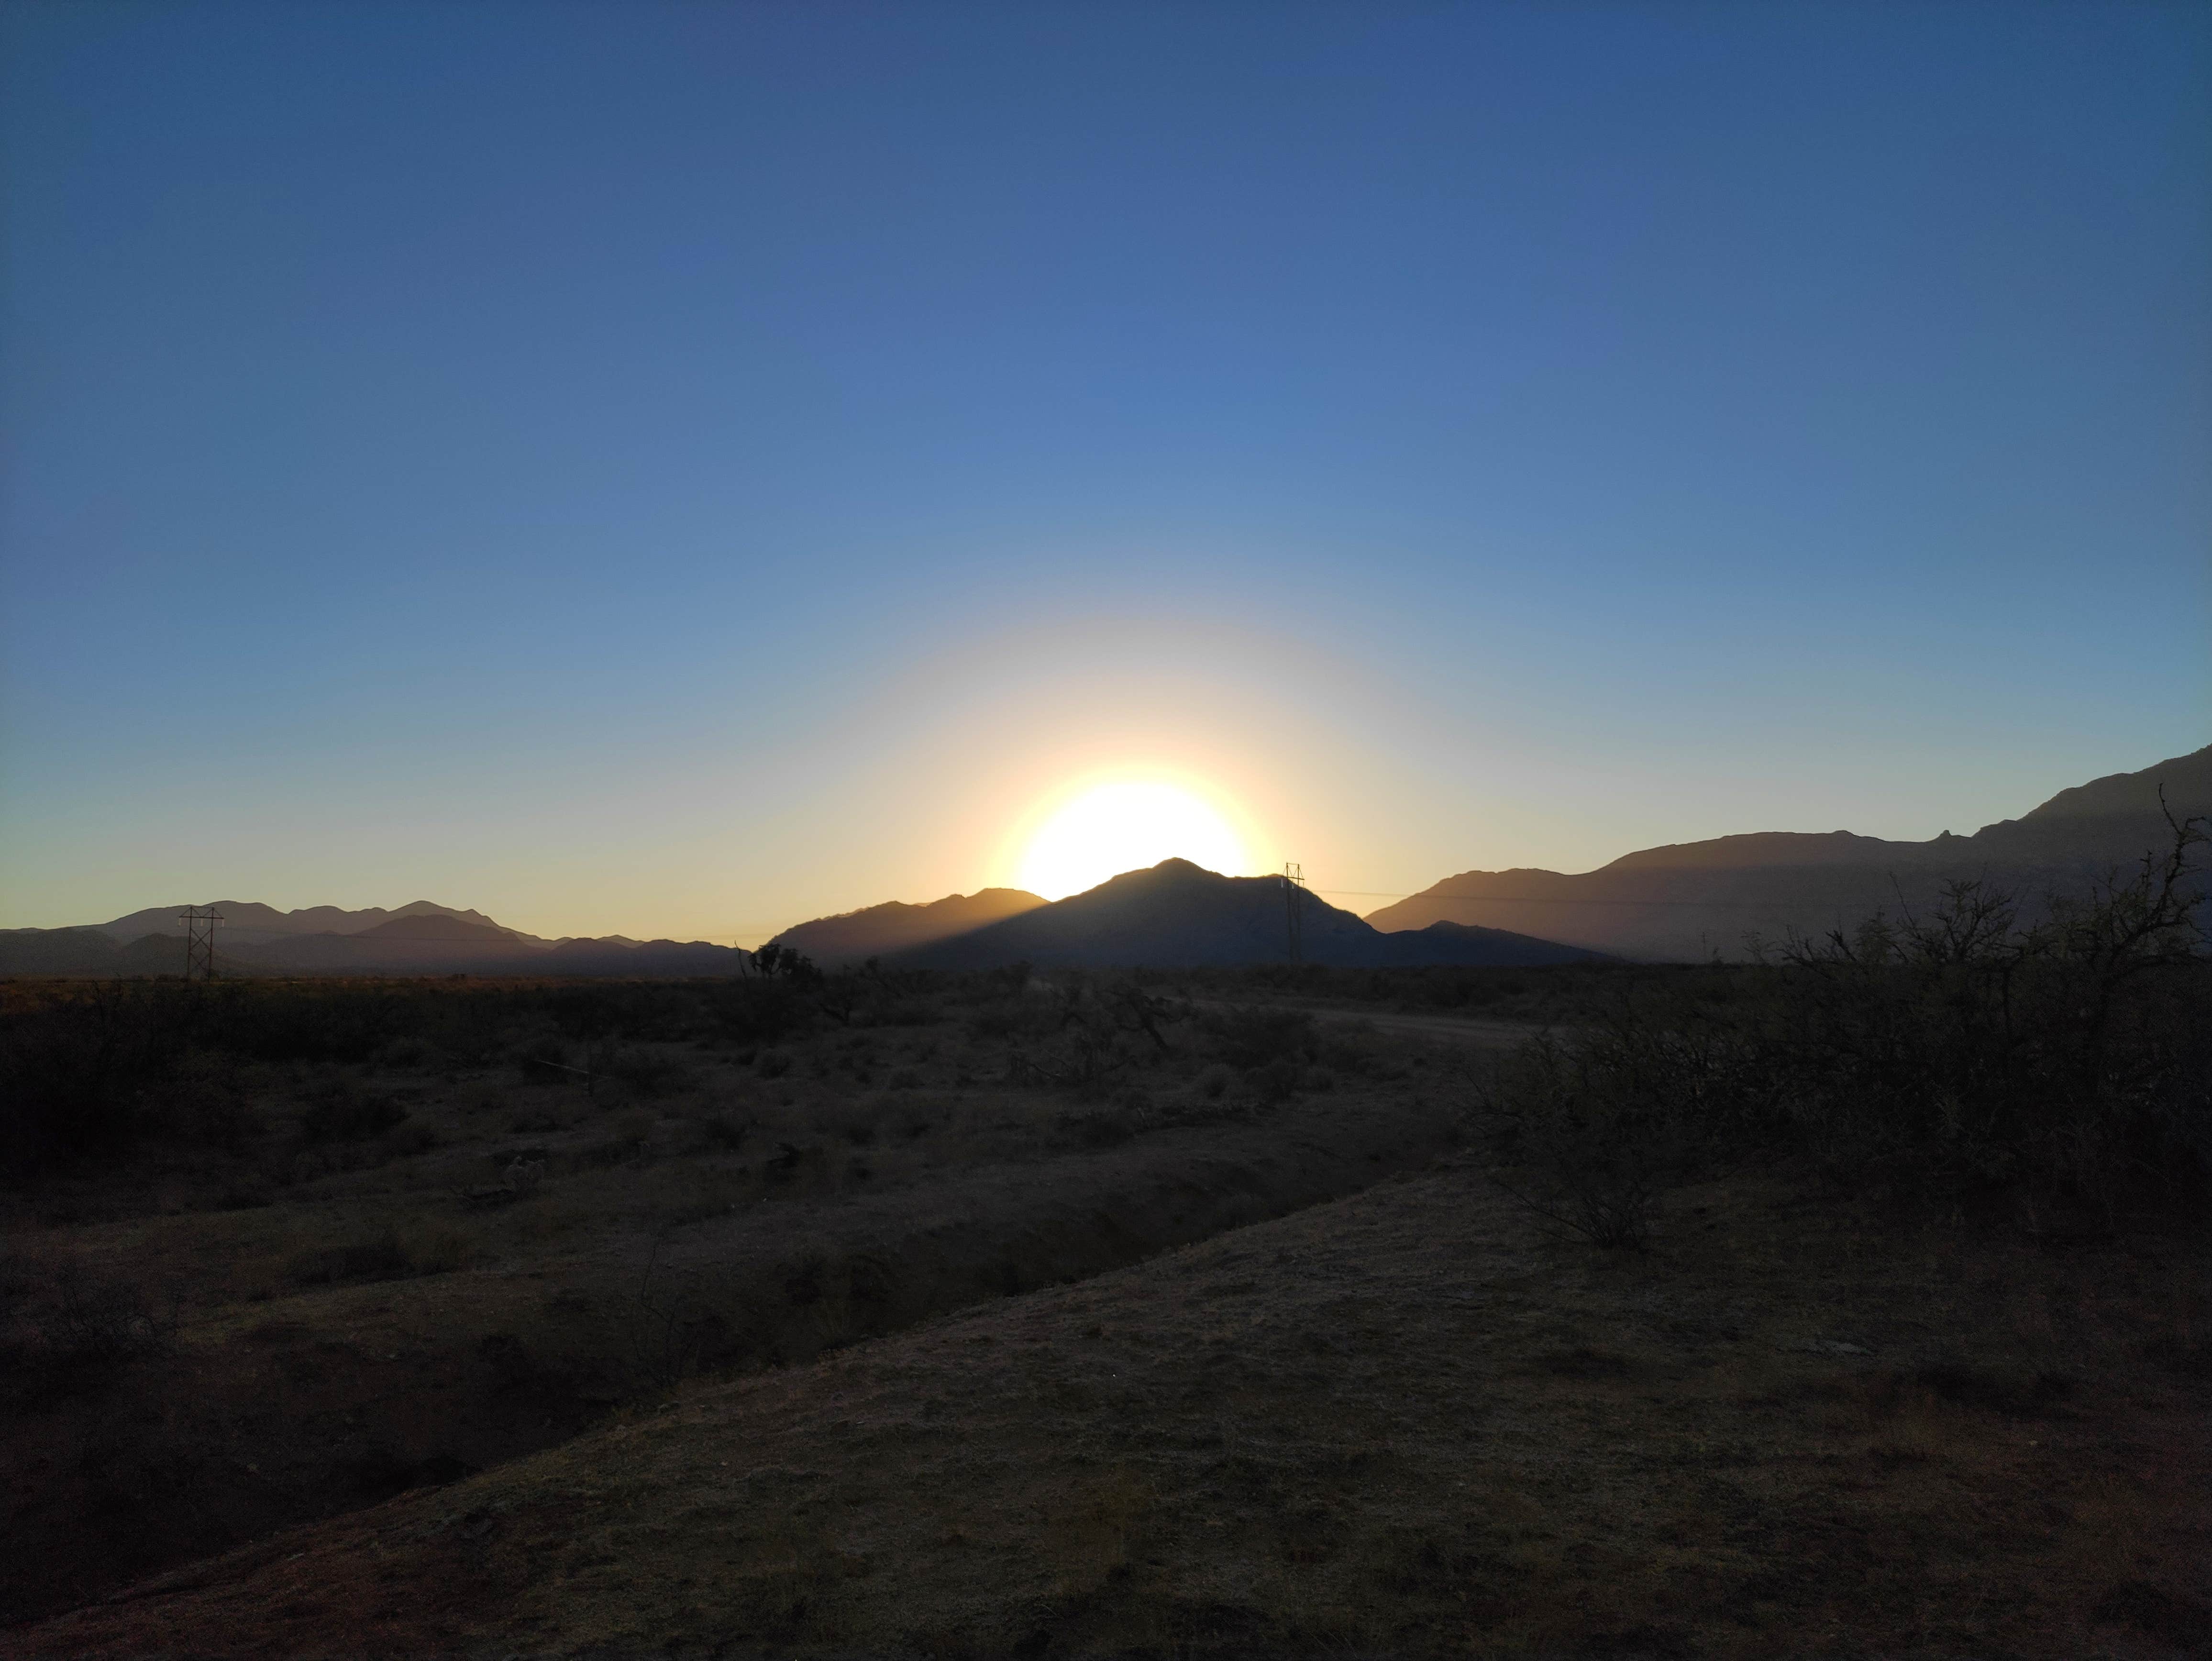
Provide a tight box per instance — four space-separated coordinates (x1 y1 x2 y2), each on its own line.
4 904 749 979
1368 744 2211 961
17 748 2199 976
769 887 1047 967
887 859 1604 971
92 899 530 949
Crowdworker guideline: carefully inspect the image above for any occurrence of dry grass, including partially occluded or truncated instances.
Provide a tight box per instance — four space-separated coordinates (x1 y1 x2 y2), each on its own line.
0 992 1468 1625
10 1161 2208 1660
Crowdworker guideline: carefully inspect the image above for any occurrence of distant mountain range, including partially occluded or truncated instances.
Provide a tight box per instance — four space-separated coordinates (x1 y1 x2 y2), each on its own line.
864 860 1604 970
89 898 541 949
1367 744 2212 960
9 747 2201 977
0 898 751 978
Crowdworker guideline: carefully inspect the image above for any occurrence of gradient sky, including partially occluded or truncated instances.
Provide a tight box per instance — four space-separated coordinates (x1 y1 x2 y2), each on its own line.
4 1 2208 943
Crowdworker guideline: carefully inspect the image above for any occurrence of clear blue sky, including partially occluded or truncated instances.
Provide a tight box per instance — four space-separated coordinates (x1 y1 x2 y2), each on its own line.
4 1 2207 940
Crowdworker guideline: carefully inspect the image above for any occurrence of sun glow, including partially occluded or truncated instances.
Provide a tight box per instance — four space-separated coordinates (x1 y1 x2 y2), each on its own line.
1015 780 1252 901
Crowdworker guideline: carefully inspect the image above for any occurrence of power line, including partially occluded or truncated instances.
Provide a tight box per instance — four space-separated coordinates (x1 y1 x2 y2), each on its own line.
179 907 222 980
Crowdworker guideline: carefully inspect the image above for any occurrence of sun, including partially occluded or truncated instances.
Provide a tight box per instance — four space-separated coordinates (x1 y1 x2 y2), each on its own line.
1015 780 1252 900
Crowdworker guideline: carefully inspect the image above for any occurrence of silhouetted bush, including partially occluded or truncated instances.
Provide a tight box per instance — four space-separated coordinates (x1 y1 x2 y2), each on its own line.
298 1081 407 1145
288 1232 414 1285
287 1223 474 1285
602 1046 695 1098
0 973 823 1180
4 1266 177 1398
1481 811 2210 1237
701 1112 751 1150
1745 830 2211 1209
1058 1089 1155 1147
1201 1005 1315 1069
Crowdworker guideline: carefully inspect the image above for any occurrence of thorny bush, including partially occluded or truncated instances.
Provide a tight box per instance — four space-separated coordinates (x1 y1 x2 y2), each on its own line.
1480 808 2211 1241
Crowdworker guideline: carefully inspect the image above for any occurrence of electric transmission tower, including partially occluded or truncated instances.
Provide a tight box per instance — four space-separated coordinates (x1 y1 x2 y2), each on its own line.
179 907 222 981
1283 863 1306 963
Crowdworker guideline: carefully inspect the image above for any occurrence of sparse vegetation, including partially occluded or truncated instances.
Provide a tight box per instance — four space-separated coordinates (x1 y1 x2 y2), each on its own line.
2 1264 177 1396
0 833 2202 1647
1475 811 2210 1243
0 963 1466 1624
15 1164 2207 1659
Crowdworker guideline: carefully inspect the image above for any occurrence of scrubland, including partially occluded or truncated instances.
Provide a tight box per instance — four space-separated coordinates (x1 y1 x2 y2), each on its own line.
9 1145 2208 1659
4 841 2209 1657
0 969 1469 1627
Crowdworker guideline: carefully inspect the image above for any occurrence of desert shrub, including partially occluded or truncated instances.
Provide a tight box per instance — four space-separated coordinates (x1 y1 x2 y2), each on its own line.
511 1032 573 1085
700 1112 751 1150
1202 1005 1315 1069
288 1230 414 1285
888 1094 953 1139
404 1222 477 1275
966 996 1055 1041
1058 1089 1154 1147
811 1095 883 1146
0 984 180 1175
373 1035 436 1068
865 994 938 1027
379 1116 440 1156
1746 819 2209 1207
754 1048 793 1080
0 974 830 1179
1009 1024 1133 1098
964 1000 1014 1040
1481 814 2211 1239
602 1047 694 1098
1316 1021 1382 1078
288 1223 473 1285
805 959 940 1028
1476 1024 1718 1249
575 1109 655 1168
157 1050 261 1149
297 1081 407 1145
1247 1057 1302 1105
1195 1063 1235 1101
620 1236 724 1390
15 1266 176 1387
763 1139 830 1186
843 1249 897 1305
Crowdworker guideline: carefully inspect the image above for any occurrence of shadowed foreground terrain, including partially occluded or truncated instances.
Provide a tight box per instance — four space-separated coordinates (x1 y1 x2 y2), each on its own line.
0 970 1477 1628
12 1163 2207 1659
6 887 2208 1659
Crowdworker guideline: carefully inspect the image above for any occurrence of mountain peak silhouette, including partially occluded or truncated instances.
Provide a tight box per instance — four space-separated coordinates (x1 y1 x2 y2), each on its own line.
884 859 1598 970
769 886 1047 966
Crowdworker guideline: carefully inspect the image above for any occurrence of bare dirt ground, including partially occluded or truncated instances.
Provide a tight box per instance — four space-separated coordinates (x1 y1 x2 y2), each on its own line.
11 1153 2208 1660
